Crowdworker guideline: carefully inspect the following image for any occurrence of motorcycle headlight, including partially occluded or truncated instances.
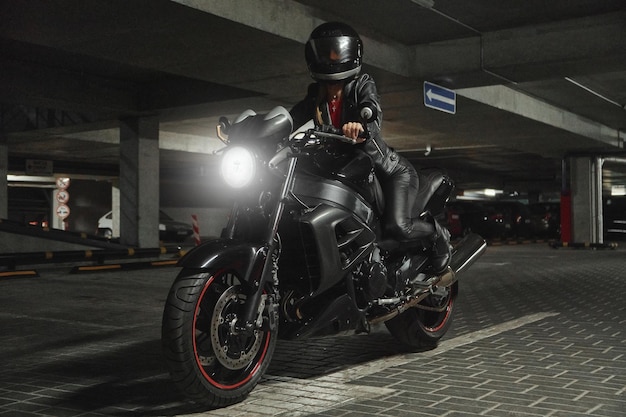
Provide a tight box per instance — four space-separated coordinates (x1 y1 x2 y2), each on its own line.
220 146 257 189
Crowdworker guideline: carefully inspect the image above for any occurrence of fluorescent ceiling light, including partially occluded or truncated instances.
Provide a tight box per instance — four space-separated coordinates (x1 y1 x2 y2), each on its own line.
611 185 626 196
457 189 504 200
484 188 501 197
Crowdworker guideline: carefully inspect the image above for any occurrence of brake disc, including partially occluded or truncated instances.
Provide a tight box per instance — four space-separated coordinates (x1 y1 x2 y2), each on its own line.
210 286 263 370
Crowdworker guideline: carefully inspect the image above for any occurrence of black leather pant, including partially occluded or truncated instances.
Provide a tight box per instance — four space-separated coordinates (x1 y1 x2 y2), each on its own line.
383 162 436 240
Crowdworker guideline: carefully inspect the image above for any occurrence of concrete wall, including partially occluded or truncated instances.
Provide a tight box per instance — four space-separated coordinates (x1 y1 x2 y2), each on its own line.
0 232 103 253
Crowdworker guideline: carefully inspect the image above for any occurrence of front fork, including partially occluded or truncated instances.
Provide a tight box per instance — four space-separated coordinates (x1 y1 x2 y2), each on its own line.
235 155 298 335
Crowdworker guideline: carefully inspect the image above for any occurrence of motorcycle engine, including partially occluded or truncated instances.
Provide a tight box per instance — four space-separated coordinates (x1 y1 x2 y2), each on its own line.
361 261 388 300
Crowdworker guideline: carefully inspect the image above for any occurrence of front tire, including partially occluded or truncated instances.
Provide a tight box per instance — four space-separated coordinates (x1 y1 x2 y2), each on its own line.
385 282 457 350
162 268 277 408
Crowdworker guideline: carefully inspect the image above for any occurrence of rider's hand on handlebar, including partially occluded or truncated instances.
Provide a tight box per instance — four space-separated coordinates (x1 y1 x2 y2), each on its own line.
342 122 366 144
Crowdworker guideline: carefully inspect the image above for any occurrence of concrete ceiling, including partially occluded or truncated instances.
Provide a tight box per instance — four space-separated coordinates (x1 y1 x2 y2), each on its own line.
1 0 625 198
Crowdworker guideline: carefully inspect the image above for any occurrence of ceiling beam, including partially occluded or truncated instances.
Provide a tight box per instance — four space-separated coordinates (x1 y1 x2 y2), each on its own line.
410 11 626 86
171 0 317 43
171 0 413 77
64 128 224 155
0 59 138 115
457 85 623 148
173 2 625 88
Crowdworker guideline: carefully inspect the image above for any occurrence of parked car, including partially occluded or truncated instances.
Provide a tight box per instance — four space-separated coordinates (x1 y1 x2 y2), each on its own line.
443 202 465 238
489 201 534 238
529 202 560 239
445 201 507 239
97 210 193 242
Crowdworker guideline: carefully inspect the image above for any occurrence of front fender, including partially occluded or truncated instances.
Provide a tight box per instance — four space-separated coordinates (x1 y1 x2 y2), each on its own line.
178 238 267 285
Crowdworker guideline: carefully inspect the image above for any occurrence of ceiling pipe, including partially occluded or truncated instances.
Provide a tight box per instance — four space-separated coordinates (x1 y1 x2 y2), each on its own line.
415 2 517 85
565 77 626 111
410 0 435 8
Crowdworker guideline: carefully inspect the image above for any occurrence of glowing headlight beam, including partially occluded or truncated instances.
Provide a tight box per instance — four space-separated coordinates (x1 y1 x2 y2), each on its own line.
220 146 257 189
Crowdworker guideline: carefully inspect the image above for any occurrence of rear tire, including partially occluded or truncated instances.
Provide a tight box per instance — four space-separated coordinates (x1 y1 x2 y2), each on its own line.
161 268 277 408
385 282 457 350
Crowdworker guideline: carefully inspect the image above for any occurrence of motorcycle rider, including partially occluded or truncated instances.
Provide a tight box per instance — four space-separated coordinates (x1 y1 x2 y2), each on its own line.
290 21 451 274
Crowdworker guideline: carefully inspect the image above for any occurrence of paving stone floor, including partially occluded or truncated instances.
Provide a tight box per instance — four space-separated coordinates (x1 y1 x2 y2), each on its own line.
0 244 624 416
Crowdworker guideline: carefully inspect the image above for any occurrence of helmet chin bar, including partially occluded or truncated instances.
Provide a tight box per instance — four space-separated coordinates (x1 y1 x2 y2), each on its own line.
311 66 361 82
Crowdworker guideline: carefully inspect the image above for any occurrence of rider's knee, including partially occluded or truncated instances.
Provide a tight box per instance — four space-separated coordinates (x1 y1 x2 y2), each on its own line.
385 220 413 241
386 217 436 241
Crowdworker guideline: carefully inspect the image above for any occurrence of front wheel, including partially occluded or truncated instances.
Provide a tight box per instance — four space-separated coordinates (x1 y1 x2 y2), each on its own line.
161 268 277 408
385 282 458 351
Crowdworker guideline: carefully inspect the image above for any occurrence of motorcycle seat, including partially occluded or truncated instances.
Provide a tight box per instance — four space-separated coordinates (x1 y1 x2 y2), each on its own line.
413 168 454 217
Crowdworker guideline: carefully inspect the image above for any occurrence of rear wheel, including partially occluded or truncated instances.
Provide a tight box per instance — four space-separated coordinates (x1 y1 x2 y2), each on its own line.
385 282 457 350
162 268 277 407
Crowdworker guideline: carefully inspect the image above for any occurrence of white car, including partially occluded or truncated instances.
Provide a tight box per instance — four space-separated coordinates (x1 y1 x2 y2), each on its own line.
97 210 193 242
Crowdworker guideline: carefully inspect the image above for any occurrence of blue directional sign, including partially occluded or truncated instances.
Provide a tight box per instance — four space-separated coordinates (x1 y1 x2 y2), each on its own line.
424 81 456 114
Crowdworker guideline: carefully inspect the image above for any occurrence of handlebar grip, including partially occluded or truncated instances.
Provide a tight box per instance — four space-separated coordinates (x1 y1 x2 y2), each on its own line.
320 124 369 141
314 130 353 143
319 124 343 135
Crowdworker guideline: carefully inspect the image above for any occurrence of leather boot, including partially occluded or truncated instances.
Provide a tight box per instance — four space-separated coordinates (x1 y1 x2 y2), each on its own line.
430 219 452 274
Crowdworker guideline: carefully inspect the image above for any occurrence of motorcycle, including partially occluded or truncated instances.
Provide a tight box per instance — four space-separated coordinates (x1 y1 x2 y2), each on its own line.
161 105 486 408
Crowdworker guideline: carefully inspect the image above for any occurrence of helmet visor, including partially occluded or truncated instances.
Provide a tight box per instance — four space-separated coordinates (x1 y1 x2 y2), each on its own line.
307 36 360 65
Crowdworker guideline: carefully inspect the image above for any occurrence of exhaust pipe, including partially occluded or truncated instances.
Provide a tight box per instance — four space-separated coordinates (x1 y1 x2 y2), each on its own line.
437 233 487 286
369 234 487 325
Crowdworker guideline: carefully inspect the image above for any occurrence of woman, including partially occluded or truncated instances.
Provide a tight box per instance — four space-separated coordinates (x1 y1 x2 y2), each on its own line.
290 22 451 274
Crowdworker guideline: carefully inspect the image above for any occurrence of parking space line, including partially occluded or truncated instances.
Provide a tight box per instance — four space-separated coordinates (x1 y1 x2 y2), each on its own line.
210 312 561 416
314 312 560 386
421 312 561 357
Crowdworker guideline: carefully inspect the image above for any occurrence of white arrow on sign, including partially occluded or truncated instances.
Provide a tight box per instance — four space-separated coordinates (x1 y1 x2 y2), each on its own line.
56 204 70 219
426 88 455 106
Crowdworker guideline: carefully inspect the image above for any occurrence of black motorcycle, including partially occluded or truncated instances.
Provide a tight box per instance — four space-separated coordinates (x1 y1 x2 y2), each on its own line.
161 106 486 407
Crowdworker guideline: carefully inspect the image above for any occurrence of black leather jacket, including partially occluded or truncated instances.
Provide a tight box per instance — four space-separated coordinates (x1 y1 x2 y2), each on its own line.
290 74 402 180
291 74 436 240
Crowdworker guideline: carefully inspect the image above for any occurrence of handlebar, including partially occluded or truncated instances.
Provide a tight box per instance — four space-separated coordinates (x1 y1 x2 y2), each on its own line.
291 125 369 150
310 129 358 144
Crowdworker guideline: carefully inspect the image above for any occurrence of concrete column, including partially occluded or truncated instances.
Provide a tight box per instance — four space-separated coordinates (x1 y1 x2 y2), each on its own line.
0 137 7 219
570 156 603 243
119 116 160 247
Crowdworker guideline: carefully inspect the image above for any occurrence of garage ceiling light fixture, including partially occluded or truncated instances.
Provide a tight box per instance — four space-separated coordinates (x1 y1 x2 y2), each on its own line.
611 185 625 196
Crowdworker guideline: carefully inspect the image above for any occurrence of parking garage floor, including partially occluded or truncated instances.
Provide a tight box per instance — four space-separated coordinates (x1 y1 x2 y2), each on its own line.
0 244 624 417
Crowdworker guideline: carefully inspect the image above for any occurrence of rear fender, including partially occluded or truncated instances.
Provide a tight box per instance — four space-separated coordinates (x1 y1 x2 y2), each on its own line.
178 239 267 287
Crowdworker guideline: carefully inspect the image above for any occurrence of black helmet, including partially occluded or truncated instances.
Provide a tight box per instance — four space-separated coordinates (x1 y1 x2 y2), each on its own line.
305 22 363 82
